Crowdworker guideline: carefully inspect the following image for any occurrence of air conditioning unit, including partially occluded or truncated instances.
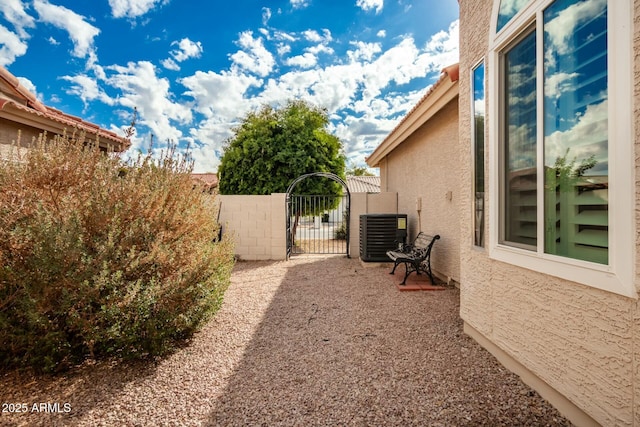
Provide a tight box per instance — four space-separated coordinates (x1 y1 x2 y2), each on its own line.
359 214 407 262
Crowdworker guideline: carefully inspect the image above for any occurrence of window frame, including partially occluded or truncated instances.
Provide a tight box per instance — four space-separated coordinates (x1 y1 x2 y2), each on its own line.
487 0 636 298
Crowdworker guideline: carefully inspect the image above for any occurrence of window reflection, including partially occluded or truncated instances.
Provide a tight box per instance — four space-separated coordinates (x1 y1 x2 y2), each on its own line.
503 30 537 248
473 63 485 247
497 0 531 31
543 0 608 264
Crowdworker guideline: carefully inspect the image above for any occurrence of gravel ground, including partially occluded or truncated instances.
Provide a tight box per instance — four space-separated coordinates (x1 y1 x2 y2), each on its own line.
1 256 572 426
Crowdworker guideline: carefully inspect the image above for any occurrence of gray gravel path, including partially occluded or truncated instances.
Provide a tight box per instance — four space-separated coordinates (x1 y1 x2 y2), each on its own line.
1 256 572 426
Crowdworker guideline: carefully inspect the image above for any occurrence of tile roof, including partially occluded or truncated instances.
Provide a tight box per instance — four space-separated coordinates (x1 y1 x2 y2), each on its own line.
347 175 380 193
365 63 459 167
0 66 130 151
191 173 219 187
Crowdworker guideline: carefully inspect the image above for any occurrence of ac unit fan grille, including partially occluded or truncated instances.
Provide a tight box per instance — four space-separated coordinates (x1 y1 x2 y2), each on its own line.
360 214 407 262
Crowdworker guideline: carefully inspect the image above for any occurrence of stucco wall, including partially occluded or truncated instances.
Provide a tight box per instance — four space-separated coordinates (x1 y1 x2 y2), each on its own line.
0 118 45 148
0 117 122 152
381 99 460 283
458 1 640 426
349 192 399 258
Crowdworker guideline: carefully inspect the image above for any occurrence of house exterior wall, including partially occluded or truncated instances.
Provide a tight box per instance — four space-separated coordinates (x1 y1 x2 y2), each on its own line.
0 118 27 146
458 1 639 426
0 116 126 154
380 99 460 283
0 118 47 160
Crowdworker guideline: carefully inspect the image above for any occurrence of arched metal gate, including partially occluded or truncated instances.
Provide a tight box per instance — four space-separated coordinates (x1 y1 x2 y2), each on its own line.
286 173 350 258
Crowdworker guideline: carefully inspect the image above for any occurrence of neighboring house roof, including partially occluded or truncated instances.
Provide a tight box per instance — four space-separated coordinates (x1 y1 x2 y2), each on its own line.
366 63 459 168
191 173 219 192
0 66 130 152
347 175 380 193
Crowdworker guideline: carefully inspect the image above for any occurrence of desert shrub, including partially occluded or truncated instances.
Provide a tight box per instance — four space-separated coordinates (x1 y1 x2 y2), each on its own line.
334 210 348 240
0 133 235 372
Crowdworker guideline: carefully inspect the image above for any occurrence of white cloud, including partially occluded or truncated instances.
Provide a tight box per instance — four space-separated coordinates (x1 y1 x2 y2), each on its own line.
545 71 579 99
307 44 333 56
178 70 267 172
356 0 383 14
161 37 203 70
376 29 386 38
348 41 381 62
0 24 28 66
170 38 203 62
271 30 297 43
230 31 276 77
0 0 35 37
290 0 310 9
33 0 99 59
105 61 192 142
544 100 608 171
359 38 420 99
109 0 169 19
310 29 332 43
62 73 115 106
33 2 459 173
200 19 459 167
277 43 291 56
262 7 271 26
424 19 459 67
498 0 530 17
544 0 606 62
303 29 324 43
161 57 179 71
285 52 317 68
188 143 221 173
16 76 40 100
181 70 262 120
0 0 34 66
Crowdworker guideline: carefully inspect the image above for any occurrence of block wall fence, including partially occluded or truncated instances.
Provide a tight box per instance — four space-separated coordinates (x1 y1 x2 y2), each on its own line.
218 192 398 260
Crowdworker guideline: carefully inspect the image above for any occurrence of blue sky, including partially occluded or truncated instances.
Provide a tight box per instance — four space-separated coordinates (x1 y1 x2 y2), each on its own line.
0 0 459 173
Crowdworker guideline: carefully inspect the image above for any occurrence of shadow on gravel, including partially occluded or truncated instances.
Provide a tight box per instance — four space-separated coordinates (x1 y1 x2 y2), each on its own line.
206 256 571 426
0 357 159 427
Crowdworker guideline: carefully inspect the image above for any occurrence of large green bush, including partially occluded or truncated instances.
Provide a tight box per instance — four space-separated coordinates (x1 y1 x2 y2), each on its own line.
0 133 234 372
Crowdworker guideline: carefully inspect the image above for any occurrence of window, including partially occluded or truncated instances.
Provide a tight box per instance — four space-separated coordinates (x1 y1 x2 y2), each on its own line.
472 62 486 247
542 0 608 264
497 0 531 32
489 0 634 297
501 29 537 249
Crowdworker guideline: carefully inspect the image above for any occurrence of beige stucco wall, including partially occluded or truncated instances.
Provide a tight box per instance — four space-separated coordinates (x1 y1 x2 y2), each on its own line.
0 117 126 152
379 99 460 283
458 1 640 426
0 118 56 149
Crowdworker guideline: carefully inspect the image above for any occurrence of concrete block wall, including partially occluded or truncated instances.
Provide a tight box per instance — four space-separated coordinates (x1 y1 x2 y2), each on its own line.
218 193 286 260
219 192 397 261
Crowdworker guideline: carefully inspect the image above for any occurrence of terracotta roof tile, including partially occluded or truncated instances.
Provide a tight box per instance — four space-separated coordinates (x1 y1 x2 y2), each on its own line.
0 66 130 150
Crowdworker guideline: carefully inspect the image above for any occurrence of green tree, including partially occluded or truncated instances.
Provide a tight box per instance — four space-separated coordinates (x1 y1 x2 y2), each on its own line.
346 163 375 176
218 100 346 197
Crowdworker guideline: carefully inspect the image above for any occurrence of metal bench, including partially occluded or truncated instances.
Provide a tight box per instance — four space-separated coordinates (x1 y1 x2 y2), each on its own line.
386 232 440 285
